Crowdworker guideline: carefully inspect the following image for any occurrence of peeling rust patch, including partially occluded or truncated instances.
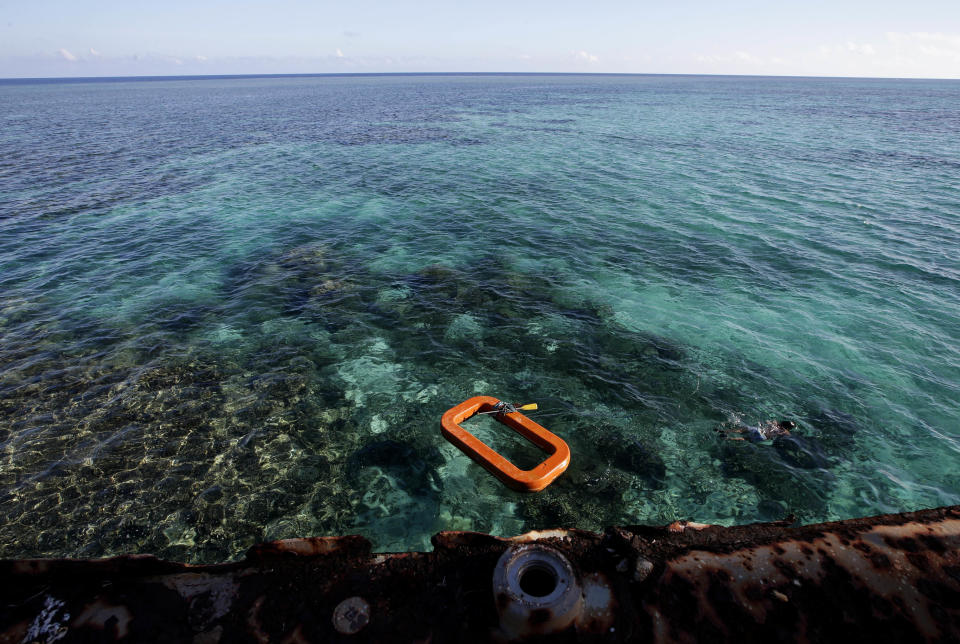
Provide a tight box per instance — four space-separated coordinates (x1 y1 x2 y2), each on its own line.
246 534 371 559
0 506 957 642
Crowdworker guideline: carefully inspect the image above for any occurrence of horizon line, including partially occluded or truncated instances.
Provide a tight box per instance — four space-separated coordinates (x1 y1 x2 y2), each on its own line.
2 71 959 84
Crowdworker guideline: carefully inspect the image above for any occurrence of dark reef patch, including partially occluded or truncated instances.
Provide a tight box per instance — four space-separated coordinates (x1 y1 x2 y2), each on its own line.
714 436 833 522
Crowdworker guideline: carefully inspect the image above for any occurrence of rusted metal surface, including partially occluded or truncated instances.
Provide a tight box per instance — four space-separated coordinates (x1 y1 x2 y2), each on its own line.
1 506 958 642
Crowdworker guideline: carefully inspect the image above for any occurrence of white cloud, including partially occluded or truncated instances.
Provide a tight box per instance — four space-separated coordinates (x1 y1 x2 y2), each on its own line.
693 34 959 77
846 42 876 55
574 50 599 63
801 33 960 77
58 48 77 61
89 48 101 57
887 31 960 62
816 42 876 58
336 48 344 58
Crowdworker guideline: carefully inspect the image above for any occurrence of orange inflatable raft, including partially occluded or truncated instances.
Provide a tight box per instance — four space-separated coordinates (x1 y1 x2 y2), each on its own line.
440 396 570 492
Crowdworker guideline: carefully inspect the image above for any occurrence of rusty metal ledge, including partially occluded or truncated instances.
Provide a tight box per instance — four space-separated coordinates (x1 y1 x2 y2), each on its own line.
2 506 959 642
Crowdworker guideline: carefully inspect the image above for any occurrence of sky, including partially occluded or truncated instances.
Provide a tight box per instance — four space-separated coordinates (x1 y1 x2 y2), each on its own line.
1 0 959 79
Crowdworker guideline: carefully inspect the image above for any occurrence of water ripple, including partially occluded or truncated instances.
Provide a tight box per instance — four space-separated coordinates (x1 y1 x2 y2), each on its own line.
1 75 959 560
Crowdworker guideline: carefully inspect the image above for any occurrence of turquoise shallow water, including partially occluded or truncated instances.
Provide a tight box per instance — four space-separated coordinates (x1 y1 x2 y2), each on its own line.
1 74 958 561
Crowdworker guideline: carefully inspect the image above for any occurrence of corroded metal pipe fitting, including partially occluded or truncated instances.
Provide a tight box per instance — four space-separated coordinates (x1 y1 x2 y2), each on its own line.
492 544 583 639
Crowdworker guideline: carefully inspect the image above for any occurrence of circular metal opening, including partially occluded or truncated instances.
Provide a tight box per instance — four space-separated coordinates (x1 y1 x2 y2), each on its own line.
519 563 558 598
493 544 583 637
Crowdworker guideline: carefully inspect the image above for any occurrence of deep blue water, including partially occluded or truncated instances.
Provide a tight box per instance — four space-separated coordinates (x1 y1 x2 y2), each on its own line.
1 74 958 561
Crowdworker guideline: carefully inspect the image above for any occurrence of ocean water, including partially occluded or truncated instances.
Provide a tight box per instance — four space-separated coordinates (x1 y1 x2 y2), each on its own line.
1 74 958 562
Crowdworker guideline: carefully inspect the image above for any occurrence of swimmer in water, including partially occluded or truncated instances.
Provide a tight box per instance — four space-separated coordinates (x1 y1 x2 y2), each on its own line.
718 420 795 442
